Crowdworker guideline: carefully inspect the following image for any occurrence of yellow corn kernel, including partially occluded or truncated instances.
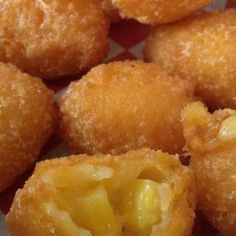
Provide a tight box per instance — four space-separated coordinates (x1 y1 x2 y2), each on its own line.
74 185 121 236
218 115 236 141
125 180 161 230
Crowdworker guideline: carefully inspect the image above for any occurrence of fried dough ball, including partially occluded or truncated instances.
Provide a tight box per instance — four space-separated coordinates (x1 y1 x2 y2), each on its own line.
59 61 194 155
0 62 56 193
112 0 213 25
182 102 236 235
145 9 236 110
6 148 195 236
0 0 109 79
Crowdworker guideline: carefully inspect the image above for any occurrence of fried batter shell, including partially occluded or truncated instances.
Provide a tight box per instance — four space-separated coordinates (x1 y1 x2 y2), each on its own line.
112 0 212 24
0 62 57 192
6 148 195 236
145 9 236 110
59 61 194 155
0 0 109 79
182 102 236 235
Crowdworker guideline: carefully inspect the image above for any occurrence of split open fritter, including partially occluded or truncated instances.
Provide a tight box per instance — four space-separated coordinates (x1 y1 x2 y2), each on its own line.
182 102 236 235
6 148 195 236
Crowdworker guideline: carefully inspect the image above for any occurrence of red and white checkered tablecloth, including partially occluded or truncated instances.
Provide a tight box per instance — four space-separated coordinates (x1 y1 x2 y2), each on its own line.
1 0 236 235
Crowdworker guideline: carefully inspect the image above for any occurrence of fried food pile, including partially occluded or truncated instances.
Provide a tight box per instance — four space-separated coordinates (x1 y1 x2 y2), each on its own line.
6 149 195 236
0 62 56 193
59 61 194 155
182 102 236 235
1 0 236 235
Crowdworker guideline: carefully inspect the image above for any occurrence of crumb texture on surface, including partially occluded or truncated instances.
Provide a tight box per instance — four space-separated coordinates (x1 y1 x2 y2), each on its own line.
0 0 109 79
145 9 236 109
0 62 57 192
59 60 194 155
113 0 213 24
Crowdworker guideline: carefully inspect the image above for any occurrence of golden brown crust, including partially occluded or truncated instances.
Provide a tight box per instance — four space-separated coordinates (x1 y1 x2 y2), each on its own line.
0 0 109 79
112 0 212 24
59 60 194 155
0 62 57 192
99 0 120 22
6 148 195 236
145 9 236 110
182 102 236 235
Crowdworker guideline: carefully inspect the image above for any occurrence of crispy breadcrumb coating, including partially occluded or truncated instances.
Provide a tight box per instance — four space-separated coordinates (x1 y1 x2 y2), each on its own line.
145 9 236 110
0 62 57 192
6 148 195 236
0 0 109 79
99 0 120 22
182 102 236 235
59 61 194 155
112 0 213 24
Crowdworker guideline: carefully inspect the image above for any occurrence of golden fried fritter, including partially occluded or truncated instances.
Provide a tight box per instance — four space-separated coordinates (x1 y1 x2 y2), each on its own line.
145 9 236 110
59 61 194 155
112 0 213 24
182 102 236 235
0 0 109 79
0 62 56 193
6 148 195 236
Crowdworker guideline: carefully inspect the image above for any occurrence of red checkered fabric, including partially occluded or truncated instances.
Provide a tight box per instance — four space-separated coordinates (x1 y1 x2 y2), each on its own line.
1 1 236 235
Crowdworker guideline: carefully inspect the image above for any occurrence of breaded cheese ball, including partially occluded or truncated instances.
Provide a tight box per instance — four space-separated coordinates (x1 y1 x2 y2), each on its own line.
182 102 236 235
6 148 196 236
112 0 213 25
59 61 194 155
0 62 56 193
145 9 236 110
0 0 109 79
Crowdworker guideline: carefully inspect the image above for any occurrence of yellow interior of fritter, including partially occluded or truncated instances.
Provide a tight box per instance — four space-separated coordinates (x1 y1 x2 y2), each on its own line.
42 165 172 236
218 115 236 141
182 102 236 152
